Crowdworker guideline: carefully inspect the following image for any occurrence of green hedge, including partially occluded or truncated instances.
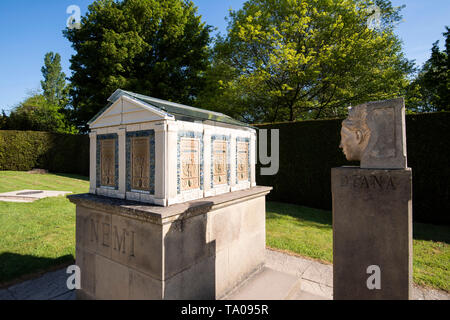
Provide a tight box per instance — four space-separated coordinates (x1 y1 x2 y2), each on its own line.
0 130 89 176
256 112 450 225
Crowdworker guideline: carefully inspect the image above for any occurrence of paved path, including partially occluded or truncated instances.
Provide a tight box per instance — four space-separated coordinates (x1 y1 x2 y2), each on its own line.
0 249 448 300
0 268 75 300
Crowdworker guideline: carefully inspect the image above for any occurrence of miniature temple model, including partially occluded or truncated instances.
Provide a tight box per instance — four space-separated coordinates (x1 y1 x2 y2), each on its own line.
88 89 256 206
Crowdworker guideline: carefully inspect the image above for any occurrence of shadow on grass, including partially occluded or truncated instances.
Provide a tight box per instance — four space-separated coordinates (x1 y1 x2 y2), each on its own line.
0 252 74 288
53 173 89 181
266 201 332 226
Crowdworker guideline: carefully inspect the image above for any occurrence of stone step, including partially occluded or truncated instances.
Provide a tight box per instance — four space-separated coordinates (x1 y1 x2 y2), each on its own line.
223 267 311 300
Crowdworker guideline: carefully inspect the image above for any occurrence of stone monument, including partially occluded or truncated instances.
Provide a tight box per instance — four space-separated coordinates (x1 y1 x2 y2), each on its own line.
68 89 271 300
332 98 412 300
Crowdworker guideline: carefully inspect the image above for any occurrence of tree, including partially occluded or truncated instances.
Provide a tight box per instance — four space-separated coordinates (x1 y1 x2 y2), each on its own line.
0 110 8 129
63 0 212 132
198 0 413 123
5 95 70 133
41 52 69 107
2 53 76 134
406 27 449 112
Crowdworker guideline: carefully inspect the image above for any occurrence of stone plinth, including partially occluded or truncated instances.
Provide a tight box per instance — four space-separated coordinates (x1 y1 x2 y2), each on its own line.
331 167 412 300
68 186 271 300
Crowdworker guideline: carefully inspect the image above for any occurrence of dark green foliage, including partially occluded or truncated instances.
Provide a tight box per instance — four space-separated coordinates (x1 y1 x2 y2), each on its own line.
3 95 70 133
0 131 89 176
406 27 450 112
0 111 7 129
41 52 69 107
256 112 450 225
406 113 450 225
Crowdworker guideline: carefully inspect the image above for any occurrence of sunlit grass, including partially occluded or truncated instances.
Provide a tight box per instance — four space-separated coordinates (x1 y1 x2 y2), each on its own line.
0 171 89 285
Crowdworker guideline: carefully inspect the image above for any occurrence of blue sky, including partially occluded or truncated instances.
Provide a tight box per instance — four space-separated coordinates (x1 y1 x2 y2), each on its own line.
0 0 448 111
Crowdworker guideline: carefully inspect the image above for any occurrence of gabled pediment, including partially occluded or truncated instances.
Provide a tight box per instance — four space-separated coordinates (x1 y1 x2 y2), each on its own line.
89 94 174 129
89 89 253 130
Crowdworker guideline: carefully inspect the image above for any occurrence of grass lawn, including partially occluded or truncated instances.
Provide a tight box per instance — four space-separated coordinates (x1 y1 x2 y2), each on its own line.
266 201 450 292
0 171 89 286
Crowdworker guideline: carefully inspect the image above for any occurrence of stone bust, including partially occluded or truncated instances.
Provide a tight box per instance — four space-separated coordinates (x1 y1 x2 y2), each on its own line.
340 105 370 162
340 98 407 169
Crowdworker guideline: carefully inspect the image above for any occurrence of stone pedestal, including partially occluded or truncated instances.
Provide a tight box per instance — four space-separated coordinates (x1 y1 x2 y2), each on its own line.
68 186 271 300
331 167 412 300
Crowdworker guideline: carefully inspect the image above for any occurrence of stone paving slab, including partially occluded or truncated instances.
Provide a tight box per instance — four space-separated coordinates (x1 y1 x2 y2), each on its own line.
223 267 302 300
298 279 333 299
301 260 333 288
263 248 313 278
411 283 450 301
0 289 15 300
51 290 76 300
0 269 74 300
289 288 329 300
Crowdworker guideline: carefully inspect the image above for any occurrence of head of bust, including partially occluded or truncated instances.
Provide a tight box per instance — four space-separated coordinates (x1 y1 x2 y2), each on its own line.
340 105 371 161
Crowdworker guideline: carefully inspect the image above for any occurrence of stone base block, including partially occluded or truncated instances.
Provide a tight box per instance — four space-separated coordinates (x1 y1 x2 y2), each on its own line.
68 186 271 300
331 167 412 300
